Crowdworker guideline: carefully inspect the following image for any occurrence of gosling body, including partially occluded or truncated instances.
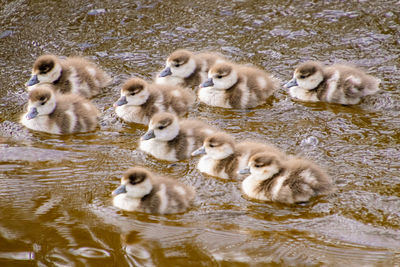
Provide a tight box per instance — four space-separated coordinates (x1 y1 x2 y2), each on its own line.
285 61 381 105
240 152 334 204
21 84 99 134
198 62 279 108
26 54 111 98
139 112 217 161
114 78 195 124
156 49 225 89
192 132 286 180
112 167 195 214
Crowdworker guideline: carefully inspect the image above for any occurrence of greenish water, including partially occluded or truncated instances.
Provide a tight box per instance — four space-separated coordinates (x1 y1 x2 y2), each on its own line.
1 0 399 265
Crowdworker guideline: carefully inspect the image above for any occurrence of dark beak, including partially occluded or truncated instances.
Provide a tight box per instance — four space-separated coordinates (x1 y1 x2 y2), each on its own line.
191 146 206 156
159 67 172 77
200 78 214 88
26 107 38 120
238 167 251 175
114 96 127 107
284 79 298 89
26 75 39 86
112 184 127 196
141 129 155 140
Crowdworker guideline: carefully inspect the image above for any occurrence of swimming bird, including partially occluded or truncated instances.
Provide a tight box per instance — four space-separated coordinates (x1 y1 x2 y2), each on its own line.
112 167 195 214
20 84 99 134
139 112 217 161
198 61 279 108
114 77 195 124
284 61 381 105
192 132 286 179
155 49 225 89
240 152 335 204
26 54 112 98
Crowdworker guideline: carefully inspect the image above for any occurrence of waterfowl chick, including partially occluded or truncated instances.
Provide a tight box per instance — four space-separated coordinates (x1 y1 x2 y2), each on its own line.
284 61 381 105
114 78 195 124
192 132 286 180
139 112 217 161
26 54 112 98
240 152 334 204
20 84 99 134
198 62 279 108
156 49 225 89
112 167 195 214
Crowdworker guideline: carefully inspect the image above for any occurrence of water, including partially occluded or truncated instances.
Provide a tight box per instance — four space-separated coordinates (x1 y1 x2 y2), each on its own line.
1 0 400 265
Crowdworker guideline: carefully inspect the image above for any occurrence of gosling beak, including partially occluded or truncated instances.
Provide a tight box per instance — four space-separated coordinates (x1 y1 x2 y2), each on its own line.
141 129 155 140
112 184 127 196
238 167 251 175
26 75 39 86
284 79 298 89
200 78 214 88
114 96 127 107
159 67 172 77
26 107 38 120
191 146 206 156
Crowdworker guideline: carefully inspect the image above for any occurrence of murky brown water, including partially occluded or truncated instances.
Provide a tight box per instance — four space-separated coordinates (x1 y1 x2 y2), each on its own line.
1 0 400 265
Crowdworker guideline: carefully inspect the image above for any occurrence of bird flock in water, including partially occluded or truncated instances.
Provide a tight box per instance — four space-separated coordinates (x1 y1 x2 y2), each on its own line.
21 49 381 214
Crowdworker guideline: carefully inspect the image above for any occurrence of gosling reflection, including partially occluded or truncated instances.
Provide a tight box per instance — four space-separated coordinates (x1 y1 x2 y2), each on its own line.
121 231 154 267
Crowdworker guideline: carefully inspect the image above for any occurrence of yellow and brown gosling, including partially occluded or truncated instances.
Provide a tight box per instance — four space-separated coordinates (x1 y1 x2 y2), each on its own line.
114 77 195 124
285 61 381 105
139 112 218 161
192 132 286 180
26 54 111 98
112 167 195 214
21 84 99 134
155 49 226 89
198 61 279 108
240 152 335 204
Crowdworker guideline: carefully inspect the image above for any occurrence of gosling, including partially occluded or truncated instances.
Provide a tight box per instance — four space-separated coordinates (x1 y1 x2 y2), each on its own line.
192 132 286 180
114 77 195 124
285 61 381 105
198 62 279 108
112 167 195 214
26 54 111 98
155 49 225 89
240 152 335 204
20 84 99 134
139 112 217 161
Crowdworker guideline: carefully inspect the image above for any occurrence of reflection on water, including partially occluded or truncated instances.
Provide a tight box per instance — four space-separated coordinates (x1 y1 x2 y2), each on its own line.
1 0 400 265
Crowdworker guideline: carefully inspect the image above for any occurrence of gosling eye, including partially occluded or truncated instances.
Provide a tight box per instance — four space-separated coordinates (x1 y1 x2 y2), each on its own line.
130 89 141 96
216 75 223 79
158 125 166 130
299 75 306 79
174 63 180 68
209 143 215 148
254 164 263 168
41 102 45 106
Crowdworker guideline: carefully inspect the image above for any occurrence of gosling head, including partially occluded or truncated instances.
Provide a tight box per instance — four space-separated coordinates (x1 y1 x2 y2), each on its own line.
26 55 62 87
285 61 324 91
112 167 153 199
25 85 57 120
159 49 196 79
141 112 180 141
192 132 235 160
114 78 150 107
239 152 282 180
201 62 238 90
